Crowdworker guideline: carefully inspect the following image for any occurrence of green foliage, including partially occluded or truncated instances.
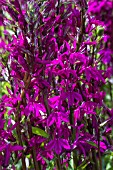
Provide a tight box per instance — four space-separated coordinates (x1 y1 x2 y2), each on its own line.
32 126 49 138
77 159 90 170
86 141 98 148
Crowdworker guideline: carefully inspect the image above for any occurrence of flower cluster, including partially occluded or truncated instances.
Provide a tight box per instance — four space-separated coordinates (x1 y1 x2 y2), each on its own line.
0 0 113 169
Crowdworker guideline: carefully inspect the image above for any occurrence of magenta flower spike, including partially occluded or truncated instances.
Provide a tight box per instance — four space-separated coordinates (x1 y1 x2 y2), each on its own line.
0 0 113 169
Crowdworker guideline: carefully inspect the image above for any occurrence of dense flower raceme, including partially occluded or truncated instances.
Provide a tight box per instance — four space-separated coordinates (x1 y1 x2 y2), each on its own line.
0 0 113 169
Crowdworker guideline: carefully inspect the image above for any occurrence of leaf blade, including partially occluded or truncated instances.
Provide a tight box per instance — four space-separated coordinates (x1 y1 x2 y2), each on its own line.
32 127 49 138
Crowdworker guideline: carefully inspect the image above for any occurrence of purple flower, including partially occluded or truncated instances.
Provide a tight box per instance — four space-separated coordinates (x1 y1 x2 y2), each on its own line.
47 138 70 155
47 111 69 128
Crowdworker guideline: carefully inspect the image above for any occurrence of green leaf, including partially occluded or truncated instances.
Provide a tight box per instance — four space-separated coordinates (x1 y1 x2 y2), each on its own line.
68 162 74 170
32 126 49 138
42 157 55 170
86 141 98 148
0 26 4 39
77 159 89 170
68 152 74 170
97 26 104 36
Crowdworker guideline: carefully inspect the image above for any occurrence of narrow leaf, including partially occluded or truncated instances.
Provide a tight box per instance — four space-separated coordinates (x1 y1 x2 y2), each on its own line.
32 126 49 138
86 141 98 148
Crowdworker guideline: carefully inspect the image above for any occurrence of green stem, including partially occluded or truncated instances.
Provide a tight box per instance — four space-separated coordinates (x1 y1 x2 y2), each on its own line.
98 127 102 170
70 7 86 168
92 148 99 170
73 150 78 170
57 0 60 15
69 106 77 168
56 155 62 170
69 106 75 141
76 7 85 52
109 81 112 102
23 73 41 170
28 121 41 170
43 88 50 116
15 74 31 170
15 91 26 170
